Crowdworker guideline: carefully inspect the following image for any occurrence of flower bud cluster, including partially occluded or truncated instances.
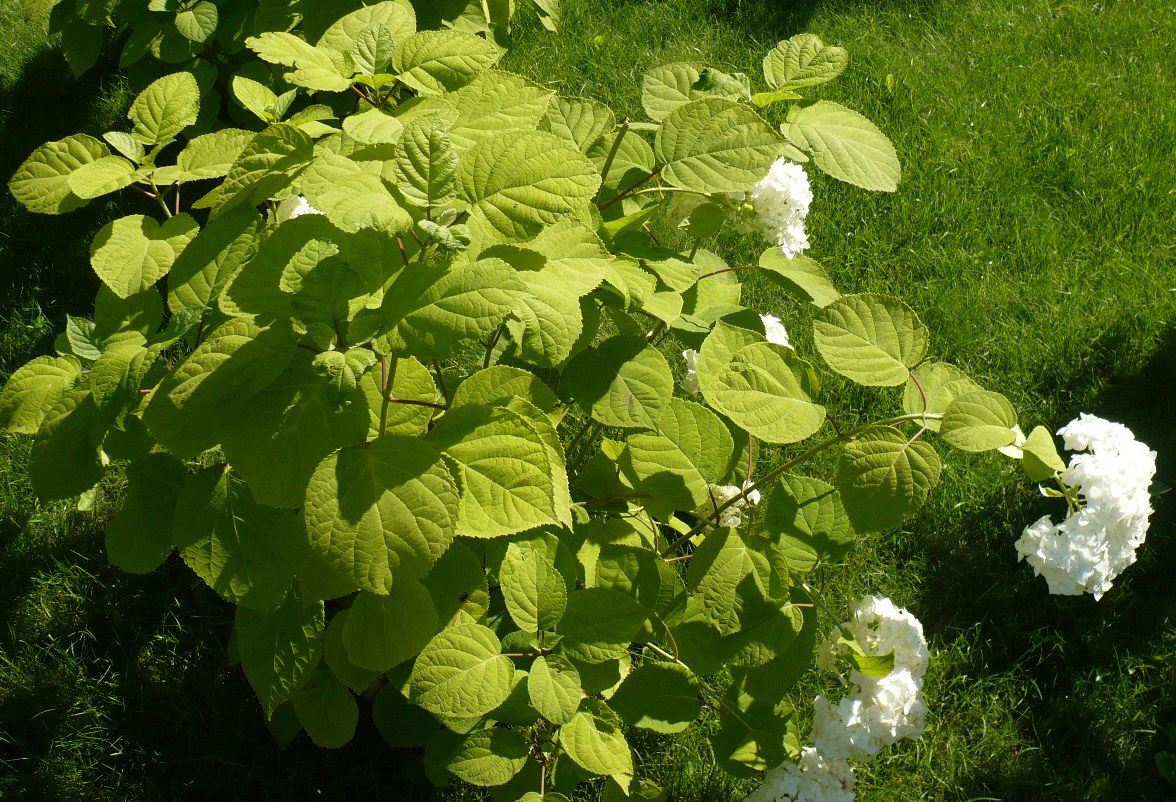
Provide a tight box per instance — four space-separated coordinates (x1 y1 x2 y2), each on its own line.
729 159 813 258
747 596 929 802
1015 413 1156 600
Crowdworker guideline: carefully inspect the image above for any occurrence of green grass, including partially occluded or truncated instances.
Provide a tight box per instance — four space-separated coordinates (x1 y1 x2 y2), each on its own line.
2 0 1174 798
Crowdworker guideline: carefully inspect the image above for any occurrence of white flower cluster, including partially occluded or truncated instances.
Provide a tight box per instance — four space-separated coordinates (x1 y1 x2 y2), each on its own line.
1014 413 1156 600
695 481 761 528
761 314 792 349
270 195 323 224
747 596 929 802
682 349 701 396
729 158 813 258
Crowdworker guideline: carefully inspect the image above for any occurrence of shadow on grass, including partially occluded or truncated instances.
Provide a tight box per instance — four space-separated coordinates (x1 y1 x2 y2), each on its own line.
901 324 1176 800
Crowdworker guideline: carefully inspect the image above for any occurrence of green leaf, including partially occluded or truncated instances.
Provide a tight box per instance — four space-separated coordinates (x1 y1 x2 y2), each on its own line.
409 623 515 722
0 355 81 434
141 319 296 456
423 540 490 625
236 590 324 718
297 156 413 235
940 389 1019 452
763 34 849 89
443 70 554 152
359 355 439 438
215 124 314 214
609 662 699 733
1022 425 1066 481
446 728 530 786
373 683 441 748
66 156 143 199
837 428 942 532
750 88 804 108
565 335 674 430
218 352 369 508
317 1 417 58
342 109 405 145
128 72 200 145
157 129 256 184
451 366 560 414
710 677 794 775
246 32 354 92
90 213 199 299
322 610 379 693
559 701 634 787
175 0 218 42
755 474 855 573
9 134 108 214
393 116 459 208
291 669 358 748
783 100 900 192
558 588 648 664
758 250 840 308
174 466 301 611
624 397 735 518
459 131 599 241
686 528 787 636
812 293 928 386
381 257 523 361
351 24 397 75
504 269 584 367
543 96 615 154
105 454 187 574
427 402 572 538
528 654 581 725
343 581 438 672
698 322 825 444
103 132 146 163
901 362 982 432
641 62 702 122
61 16 102 77
304 436 460 595
28 391 105 500
231 75 284 123
654 98 784 193
500 538 568 632
394 29 502 95
168 207 262 313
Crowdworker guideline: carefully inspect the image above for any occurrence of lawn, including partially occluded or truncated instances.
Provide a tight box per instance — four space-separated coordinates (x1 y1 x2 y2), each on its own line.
1 0 1173 799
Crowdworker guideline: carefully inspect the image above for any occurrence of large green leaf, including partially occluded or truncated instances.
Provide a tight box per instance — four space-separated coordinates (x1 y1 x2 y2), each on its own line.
343 581 437 672
1021 425 1066 481
565 336 673 430
317 1 417 56
450 366 560 414
528 654 581 725
812 293 928 387
609 663 700 733
762 34 848 89
392 115 459 208
105 454 187 574
246 32 354 92
218 352 369 508
303 435 460 595
128 72 200 145
291 669 358 748
174 465 302 611
654 98 784 193
500 537 568 632
296 155 412 236
0 355 81 435
686 528 787 636
427 402 572 538
235 588 324 718
641 62 702 122
422 540 490 625
155 129 256 184
443 70 553 152
503 269 584 366
90 213 199 299
216 124 314 214
445 728 530 787
458 131 599 241
758 250 840 308
558 588 648 664
66 156 144 199
783 100 900 192
323 610 379 693
698 322 824 444
394 29 502 95
940 389 1019 452
624 398 735 518
543 96 615 154
175 1 218 42
167 207 262 312
837 428 942 532
28 391 105 500
559 701 633 788
141 319 296 456
755 474 855 573
9 134 109 214
409 623 515 721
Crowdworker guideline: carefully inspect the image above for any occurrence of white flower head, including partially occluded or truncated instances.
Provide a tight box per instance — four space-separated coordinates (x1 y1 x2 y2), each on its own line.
681 349 700 396
761 314 793 348
729 159 813 258
695 481 760 529
744 748 854 802
270 195 323 224
1016 414 1156 600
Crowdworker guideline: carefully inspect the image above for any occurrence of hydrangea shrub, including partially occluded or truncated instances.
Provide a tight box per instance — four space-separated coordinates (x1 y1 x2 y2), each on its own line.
1 6 1159 799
